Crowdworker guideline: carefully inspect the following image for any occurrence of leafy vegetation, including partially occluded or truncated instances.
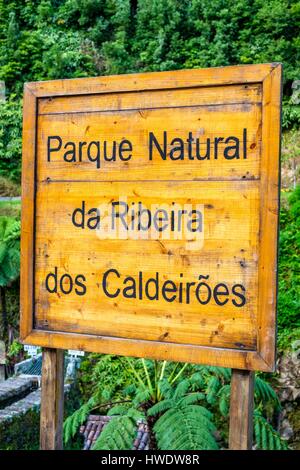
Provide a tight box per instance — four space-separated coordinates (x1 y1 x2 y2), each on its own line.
0 0 300 181
0 216 20 341
0 97 22 181
254 411 288 450
278 186 300 349
64 358 288 450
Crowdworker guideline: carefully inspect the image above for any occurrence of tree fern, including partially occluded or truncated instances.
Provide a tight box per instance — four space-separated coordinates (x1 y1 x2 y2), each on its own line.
148 380 218 450
254 410 288 450
218 384 231 417
173 378 192 400
189 372 205 389
92 407 143 450
63 358 284 450
153 404 218 450
132 387 152 407
147 399 175 417
255 376 281 409
63 396 97 444
196 365 231 382
206 376 220 405
179 392 206 407
157 377 173 399
107 404 130 416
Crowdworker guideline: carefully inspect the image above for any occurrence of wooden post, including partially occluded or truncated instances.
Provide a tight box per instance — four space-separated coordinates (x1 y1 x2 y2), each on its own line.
0 340 5 382
229 369 254 450
40 348 64 450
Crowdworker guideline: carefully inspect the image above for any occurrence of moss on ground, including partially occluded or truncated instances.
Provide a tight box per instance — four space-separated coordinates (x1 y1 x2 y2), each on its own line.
0 408 39 450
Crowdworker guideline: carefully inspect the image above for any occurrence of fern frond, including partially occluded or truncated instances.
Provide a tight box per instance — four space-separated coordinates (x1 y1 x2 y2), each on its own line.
254 411 288 450
207 366 231 381
63 396 97 444
195 365 231 382
206 376 220 405
154 404 218 450
92 414 137 450
127 407 145 422
0 216 20 286
173 378 191 400
107 405 129 416
122 383 137 396
147 399 174 417
132 387 152 407
178 392 205 407
254 377 280 409
157 378 173 399
218 384 231 417
189 372 205 389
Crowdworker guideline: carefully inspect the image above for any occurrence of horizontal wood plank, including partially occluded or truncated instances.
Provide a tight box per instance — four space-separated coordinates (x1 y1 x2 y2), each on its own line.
23 329 272 371
26 63 277 97
38 83 262 115
37 102 261 182
34 180 259 350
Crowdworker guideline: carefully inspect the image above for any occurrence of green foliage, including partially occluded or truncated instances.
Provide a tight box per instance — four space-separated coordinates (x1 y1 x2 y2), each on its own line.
282 80 300 129
0 0 297 87
63 395 97 444
65 357 286 450
255 376 281 410
7 338 23 358
0 200 21 218
0 0 300 183
0 216 20 287
0 97 22 182
77 353 142 404
254 411 289 450
278 186 300 348
282 129 300 164
153 405 218 450
92 407 143 450
148 379 218 450
282 103 300 130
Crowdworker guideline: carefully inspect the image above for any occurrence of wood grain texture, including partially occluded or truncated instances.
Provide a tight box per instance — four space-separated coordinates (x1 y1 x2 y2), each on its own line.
36 86 261 182
257 64 282 369
229 369 254 449
38 83 262 115
23 329 271 370
20 63 281 372
20 85 36 339
26 63 277 97
40 348 64 450
34 180 259 350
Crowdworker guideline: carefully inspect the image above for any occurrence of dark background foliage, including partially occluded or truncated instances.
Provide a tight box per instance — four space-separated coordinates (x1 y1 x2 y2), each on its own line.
0 0 300 180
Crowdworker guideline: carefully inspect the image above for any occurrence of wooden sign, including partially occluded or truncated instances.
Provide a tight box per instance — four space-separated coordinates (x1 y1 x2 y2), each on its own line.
20 63 281 372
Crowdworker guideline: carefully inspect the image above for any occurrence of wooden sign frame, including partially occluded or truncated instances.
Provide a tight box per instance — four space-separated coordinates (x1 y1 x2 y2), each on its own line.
20 63 281 373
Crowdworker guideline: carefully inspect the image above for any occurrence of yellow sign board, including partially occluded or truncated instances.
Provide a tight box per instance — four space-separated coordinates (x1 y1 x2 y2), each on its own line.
20 64 282 371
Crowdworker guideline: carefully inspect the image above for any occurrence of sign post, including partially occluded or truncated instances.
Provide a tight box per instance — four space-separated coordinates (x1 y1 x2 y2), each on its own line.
40 348 64 450
20 63 281 450
229 370 254 449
